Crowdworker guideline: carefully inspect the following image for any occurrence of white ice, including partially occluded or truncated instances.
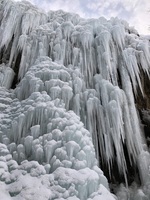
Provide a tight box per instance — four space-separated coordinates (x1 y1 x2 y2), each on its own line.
0 0 150 199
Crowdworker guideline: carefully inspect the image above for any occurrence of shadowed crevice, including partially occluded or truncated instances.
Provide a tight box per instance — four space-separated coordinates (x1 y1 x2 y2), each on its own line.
11 52 22 89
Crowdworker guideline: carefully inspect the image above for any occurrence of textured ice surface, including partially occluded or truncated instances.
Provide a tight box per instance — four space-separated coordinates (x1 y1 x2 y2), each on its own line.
0 0 150 199
0 64 15 88
0 88 110 199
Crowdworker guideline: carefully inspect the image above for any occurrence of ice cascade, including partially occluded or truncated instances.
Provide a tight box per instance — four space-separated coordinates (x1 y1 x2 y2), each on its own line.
0 0 150 199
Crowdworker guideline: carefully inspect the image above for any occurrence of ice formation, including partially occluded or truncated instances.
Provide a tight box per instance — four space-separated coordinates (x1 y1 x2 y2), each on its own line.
0 0 150 199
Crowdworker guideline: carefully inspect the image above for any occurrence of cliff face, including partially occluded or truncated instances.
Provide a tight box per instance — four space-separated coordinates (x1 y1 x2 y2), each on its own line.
0 0 150 199
135 71 150 146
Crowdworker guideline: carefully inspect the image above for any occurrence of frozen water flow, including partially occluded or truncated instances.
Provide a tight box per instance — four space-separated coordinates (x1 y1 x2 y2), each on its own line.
0 0 150 199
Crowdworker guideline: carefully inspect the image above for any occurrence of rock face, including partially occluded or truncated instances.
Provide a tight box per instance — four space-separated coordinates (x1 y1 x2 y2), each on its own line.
135 71 150 147
0 0 150 199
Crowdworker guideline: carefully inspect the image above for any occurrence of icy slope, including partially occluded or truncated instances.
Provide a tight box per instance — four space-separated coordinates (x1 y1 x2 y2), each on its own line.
0 0 150 199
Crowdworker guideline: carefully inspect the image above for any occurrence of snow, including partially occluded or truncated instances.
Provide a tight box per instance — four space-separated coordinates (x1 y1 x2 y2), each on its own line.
0 182 12 200
0 0 150 199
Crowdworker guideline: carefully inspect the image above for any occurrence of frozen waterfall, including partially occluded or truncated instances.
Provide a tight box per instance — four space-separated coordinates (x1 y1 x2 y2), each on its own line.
0 0 150 199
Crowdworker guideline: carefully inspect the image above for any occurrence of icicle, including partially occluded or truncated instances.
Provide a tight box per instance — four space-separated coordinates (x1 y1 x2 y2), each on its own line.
61 21 74 39
122 48 144 96
0 64 15 89
111 24 125 50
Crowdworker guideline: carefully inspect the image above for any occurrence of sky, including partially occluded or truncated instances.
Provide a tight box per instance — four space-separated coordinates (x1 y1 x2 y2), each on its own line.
14 0 150 35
